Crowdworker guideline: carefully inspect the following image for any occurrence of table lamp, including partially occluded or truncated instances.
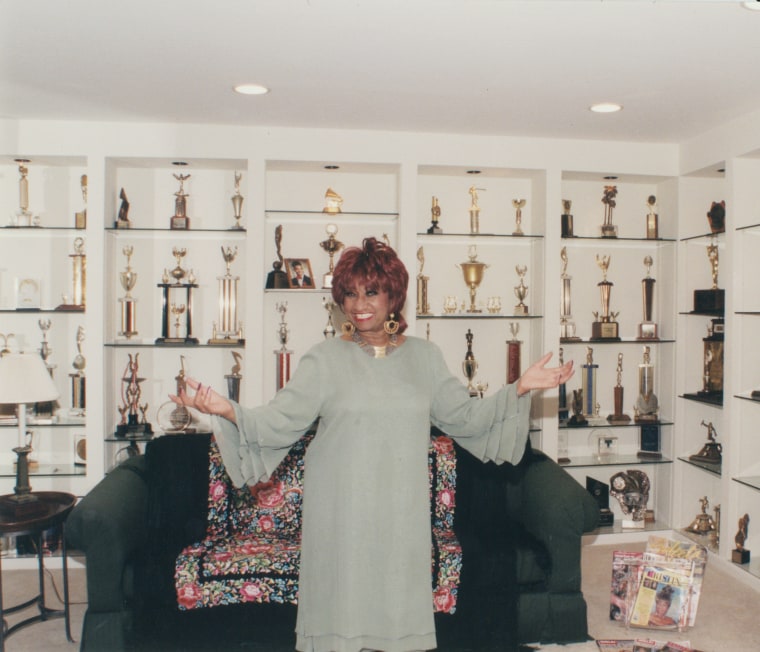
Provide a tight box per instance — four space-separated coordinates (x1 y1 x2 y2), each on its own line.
0 352 60 518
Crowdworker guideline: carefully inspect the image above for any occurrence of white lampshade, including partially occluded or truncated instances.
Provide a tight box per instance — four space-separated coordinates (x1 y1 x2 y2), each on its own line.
0 353 59 405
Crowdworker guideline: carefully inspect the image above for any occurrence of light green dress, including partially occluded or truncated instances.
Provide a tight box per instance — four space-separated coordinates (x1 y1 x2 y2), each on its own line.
212 336 531 652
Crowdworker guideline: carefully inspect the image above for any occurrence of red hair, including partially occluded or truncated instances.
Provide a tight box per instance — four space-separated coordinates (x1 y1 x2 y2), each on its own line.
331 237 409 334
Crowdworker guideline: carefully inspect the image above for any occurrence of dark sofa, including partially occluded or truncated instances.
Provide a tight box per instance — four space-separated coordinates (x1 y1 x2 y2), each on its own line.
66 431 598 651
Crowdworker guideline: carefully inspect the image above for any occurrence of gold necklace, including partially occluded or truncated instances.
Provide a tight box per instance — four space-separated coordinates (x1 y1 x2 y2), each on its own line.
351 330 398 358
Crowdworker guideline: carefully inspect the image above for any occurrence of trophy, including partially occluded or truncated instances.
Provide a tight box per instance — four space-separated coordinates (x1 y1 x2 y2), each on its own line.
713 503 721 547
688 420 722 467
697 318 724 399
506 322 521 385
157 356 194 433
323 187 343 214
170 173 191 230
637 256 659 340
608 352 631 424
634 345 659 423
416 247 432 316
225 351 243 402
462 329 487 398
457 245 488 313
323 297 336 338
645 195 658 239
590 254 620 341
35 319 58 420
733 514 750 564
609 469 650 528
686 496 717 535
208 246 244 344
115 188 132 229
512 199 525 236
115 353 153 438
427 196 442 234
486 296 502 314
69 326 86 417
56 237 86 311
706 200 725 234
558 347 569 423
13 162 35 227
75 174 87 229
586 477 614 526
567 389 588 427
513 265 529 315
156 248 199 344
601 185 618 238
320 223 345 289
468 185 484 234
230 171 244 230
561 199 574 238
265 225 289 289
118 245 139 339
694 240 724 312
581 347 598 418
274 303 292 390
559 247 580 342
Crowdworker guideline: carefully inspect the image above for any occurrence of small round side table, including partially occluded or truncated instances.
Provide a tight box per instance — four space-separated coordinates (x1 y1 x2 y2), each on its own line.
0 491 76 652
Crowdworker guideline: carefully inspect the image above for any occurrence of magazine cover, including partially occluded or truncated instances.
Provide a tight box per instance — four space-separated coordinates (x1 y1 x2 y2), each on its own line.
597 640 695 652
610 550 644 623
628 562 693 631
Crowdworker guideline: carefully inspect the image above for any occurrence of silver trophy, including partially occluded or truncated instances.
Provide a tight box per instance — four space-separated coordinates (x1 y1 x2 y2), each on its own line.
209 246 244 344
69 326 86 417
560 247 580 341
513 265 529 315
230 171 244 230
119 246 139 339
512 199 526 236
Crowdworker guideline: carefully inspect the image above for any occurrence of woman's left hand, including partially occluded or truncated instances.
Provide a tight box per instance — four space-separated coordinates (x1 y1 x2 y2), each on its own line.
516 352 574 396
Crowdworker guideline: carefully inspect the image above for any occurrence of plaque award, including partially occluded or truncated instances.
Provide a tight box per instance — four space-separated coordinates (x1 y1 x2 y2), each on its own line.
75 174 87 229
561 199 574 238
608 352 631 424
706 200 726 235
274 302 292 391
645 195 658 239
230 171 244 230
609 469 650 528
601 185 618 238
685 496 717 535
115 188 132 229
733 514 750 564
512 199 525 236
462 329 487 398
457 245 488 313
590 254 620 341
323 297 336 338
118 245 139 339
69 326 86 417
208 246 244 345
637 256 659 340
13 162 35 227
560 247 580 342
693 240 724 313
506 322 521 385
115 353 153 438
513 265 529 315
265 225 290 289
558 347 569 423
415 246 431 316
56 237 86 311
586 477 614 526
688 420 722 467
468 185 484 234
226 351 243 402
156 248 199 344
323 187 343 214
581 347 598 418
427 196 442 234
634 346 659 423
320 223 345 289
170 173 191 230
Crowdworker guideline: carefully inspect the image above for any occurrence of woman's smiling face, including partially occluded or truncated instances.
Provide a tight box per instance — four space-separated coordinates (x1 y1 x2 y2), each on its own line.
342 284 391 344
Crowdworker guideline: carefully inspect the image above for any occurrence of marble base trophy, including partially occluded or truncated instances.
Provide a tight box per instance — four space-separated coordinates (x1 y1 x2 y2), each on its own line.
457 245 488 313
266 225 289 289
320 223 345 289
688 420 722 467
115 352 153 439
601 184 618 238
225 351 243 402
170 173 191 230
733 514 750 565
56 237 86 311
512 199 525 236
274 302 292 391
608 352 631 424
645 195 658 239
230 171 244 230
69 326 86 417
118 245 139 339
156 247 199 344
637 256 659 340
208 246 244 345
416 246 432 316
561 199 574 238
513 265 529 316
506 322 521 385
610 469 650 529
427 196 443 234
559 247 580 342
590 254 620 341
581 347 598 419
462 329 487 398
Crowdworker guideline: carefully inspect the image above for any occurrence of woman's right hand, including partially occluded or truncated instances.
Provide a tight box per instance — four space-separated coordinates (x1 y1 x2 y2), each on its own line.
169 377 236 424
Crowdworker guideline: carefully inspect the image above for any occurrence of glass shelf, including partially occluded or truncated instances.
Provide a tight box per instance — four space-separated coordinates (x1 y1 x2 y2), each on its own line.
733 476 760 492
677 456 721 477
678 528 718 554
560 419 673 431
417 313 543 320
417 232 543 240
0 463 86 478
680 230 725 243
0 308 86 314
680 393 723 407
266 210 398 217
559 453 673 469
561 235 675 243
586 518 671 536
105 341 244 348
0 416 86 429
559 338 675 344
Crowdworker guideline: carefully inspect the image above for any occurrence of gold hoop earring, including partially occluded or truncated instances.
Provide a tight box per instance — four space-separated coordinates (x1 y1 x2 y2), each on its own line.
341 321 356 336
384 313 400 335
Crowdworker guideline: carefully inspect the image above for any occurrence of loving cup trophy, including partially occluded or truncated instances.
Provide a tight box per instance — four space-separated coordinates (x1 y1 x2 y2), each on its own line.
457 246 488 313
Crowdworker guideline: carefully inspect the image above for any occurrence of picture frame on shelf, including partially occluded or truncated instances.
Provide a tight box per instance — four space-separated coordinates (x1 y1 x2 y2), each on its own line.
15 277 41 310
285 258 315 289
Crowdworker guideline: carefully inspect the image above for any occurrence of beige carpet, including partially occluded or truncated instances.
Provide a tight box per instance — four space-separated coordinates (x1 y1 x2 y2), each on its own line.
1 542 758 651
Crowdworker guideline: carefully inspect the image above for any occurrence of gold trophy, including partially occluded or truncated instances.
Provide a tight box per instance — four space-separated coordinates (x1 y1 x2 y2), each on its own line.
462 329 487 397
115 353 153 439
645 195 658 239
512 199 526 236
685 496 717 535
696 318 724 400
170 173 191 230
561 199 574 238
75 174 87 229
56 237 86 311
634 345 659 423
733 514 750 564
468 185 485 234
274 302 293 391
323 187 343 214
208 246 244 344
608 352 631 424
693 239 724 312
156 248 199 344
688 420 722 467
265 224 289 289
601 185 618 238
320 223 345 289
69 326 86 417
230 171 244 230
427 196 442 234
590 254 620 341
513 265 529 315
457 245 488 313
323 297 336 338
416 246 431 316
225 351 243 402
118 246 139 339
637 256 659 340
560 247 580 342
13 161 36 227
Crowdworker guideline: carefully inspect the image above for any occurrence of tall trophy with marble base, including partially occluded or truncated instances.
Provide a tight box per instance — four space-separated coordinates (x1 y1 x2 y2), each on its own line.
320 223 344 289
462 329 487 398
512 199 525 236
645 195 658 239
415 246 432 316
56 237 86 311
559 247 581 342
561 199 574 238
506 323 521 385
118 246 139 339
457 246 488 313
637 256 659 340
69 326 86 417
208 246 244 345
156 248 199 344
12 162 36 227
170 173 191 230
230 171 245 230
608 352 631 424
635 346 661 458
590 255 620 341
468 186 484 235
581 347 598 419
513 265 529 316
274 303 292 391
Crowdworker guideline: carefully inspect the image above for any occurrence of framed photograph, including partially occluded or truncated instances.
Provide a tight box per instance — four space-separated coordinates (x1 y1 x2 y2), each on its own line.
285 258 315 289
16 277 41 310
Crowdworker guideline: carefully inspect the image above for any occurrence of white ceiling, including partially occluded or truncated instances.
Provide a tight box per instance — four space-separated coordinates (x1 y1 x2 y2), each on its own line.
2 0 760 144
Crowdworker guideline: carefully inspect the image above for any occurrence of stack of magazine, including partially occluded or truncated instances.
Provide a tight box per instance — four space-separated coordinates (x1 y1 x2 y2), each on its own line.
597 639 704 651
609 536 708 635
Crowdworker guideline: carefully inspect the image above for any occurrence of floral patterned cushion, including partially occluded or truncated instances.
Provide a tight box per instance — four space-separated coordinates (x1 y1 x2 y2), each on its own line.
175 432 462 613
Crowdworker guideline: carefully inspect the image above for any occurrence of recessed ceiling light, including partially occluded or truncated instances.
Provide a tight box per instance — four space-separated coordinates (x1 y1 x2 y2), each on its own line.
466 170 481 175
590 103 623 114
604 175 618 180
172 161 189 166
742 2 760 11
14 158 31 163
324 165 340 170
233 83 270 96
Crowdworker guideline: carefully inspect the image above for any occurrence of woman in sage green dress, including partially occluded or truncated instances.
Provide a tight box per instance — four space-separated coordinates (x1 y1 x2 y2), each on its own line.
171 237 574 652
